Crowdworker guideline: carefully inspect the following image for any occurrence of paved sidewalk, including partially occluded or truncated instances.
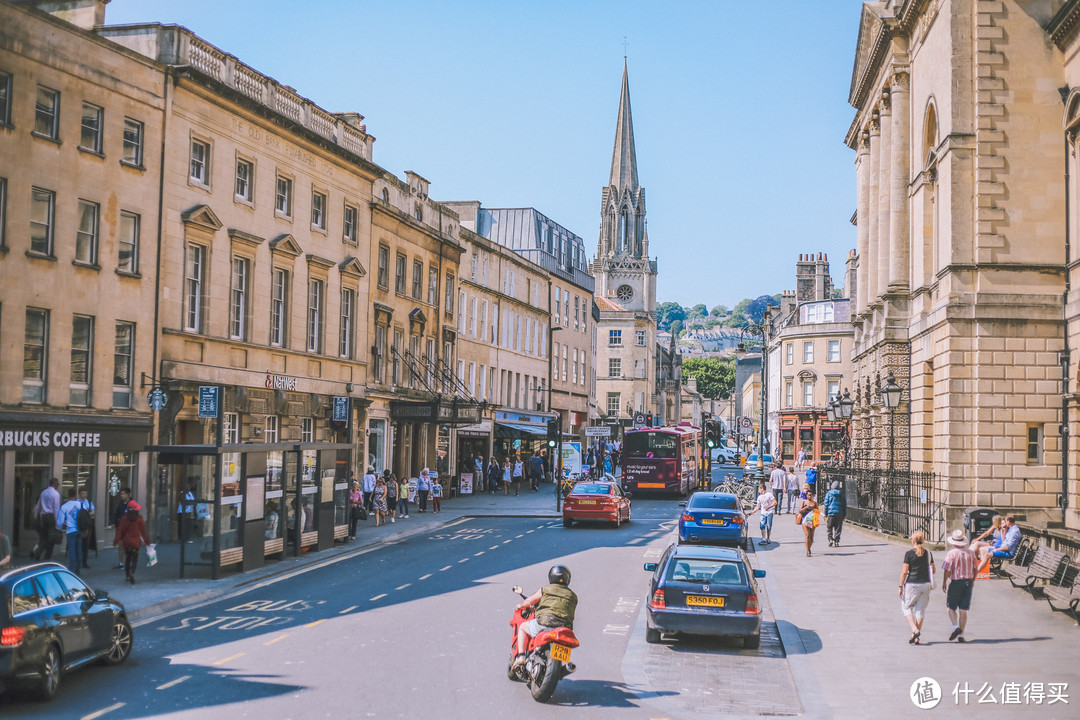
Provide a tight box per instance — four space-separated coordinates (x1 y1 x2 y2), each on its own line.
753 513 1080 719
16 487 561 623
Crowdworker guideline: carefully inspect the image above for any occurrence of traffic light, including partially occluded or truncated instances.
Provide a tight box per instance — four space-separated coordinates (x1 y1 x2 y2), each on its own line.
546 415 560 448
645 412 654 427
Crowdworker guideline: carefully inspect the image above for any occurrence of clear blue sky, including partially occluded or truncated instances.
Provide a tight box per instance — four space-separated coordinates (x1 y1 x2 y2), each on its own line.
106 0 861 309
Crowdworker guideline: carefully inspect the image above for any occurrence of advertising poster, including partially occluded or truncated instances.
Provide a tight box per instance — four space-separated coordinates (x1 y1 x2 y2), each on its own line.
561 442 582 475
460 472 473 495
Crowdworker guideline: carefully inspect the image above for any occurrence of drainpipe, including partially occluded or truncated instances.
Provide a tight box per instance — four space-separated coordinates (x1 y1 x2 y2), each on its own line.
1061 84 1072 527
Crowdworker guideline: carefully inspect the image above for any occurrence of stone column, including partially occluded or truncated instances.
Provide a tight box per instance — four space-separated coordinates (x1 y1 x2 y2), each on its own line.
856 132 871 315
867 115 881 305
877 92 892 302
888 71 910 291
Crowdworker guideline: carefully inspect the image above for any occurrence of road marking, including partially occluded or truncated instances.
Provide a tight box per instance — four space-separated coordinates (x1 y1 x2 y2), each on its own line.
458 557 469 563
305 619 326 628
526 529 535 534
515 534 524 538
212 653 245 666
603 624 631 635
643 547 664 559
156 676 190 690
489 545 501 550
263 635 289 646
626 537 644 544
473 551 485 556
439 565 452 571
339 605 359 614
419 573 432 580
396 583 411 590
503 540 513 544
536 524 546 529
441 518 470 529
81 703 125 720
369 594 387 601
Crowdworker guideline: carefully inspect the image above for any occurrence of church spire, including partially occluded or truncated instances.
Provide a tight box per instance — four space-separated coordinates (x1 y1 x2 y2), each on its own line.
608 59 638 191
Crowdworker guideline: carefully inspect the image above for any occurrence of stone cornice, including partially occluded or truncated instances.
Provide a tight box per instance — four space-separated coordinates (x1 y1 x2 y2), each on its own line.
1049 0 1080 49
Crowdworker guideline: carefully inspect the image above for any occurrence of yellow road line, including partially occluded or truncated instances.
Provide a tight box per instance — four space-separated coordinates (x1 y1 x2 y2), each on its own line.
370 593 387 601
263 634 289 646
156 675 190 690
339 605 359 614
211 653 245 666
81 702 125 720
305 619 326 628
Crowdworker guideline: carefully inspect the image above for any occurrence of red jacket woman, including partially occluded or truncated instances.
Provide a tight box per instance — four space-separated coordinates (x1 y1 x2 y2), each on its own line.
113 501 151 584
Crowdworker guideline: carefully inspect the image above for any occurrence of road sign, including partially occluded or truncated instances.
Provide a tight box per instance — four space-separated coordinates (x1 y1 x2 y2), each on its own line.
198 386 220 418
633 412 646 430
332 396 350 422
147 387 168 412
585 425 611 437
739 416 754 436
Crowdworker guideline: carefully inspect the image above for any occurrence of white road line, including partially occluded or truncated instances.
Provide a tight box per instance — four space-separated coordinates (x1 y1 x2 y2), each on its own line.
489 545 500 550
339 605 359 614
263 635 289 646
396 583 411 590
156 676 190 690
458 557 469 563
439 565 452 571
515 534 524 538
473 551 485 556
442 518 470 529
419 573 432 580
526 529 535 534
81 703 125 720
211 653 245 666
503 539 513 544
369 593 387 601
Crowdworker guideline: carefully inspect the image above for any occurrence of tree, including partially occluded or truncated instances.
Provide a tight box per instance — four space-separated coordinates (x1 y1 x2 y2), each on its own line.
682 357 735 399
656 301 687 332
669 320 683 339
710 304 728 317
688 303 707 320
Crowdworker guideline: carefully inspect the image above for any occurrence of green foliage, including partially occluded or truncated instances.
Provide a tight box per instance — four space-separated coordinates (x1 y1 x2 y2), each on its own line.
656 301 687 332
688 304 707 319
669 320 683 338
682 357 735 399
710 304 728 317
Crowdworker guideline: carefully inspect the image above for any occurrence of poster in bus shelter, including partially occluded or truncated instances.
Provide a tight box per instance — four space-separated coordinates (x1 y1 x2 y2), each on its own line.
460 472 473 495
560 442 581 476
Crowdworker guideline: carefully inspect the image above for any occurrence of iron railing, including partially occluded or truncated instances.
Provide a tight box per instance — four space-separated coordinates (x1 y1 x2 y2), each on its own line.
820 464 945 543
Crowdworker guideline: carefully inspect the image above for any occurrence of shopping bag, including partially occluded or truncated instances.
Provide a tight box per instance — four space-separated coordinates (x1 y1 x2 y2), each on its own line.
146 543 158 567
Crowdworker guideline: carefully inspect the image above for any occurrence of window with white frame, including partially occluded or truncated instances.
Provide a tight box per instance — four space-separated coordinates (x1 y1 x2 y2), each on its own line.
785 381 793 408
122 118 143 166
803 341 814 364
573 349 579 384
480 300 488 343
230 257 249 340
574 296 580 330
69 315 93 406
79 102 103 153
392 329 403 385
113 321 134 408
374 323 387 383
458 292 467 333
609 329 622 347
275 175 292 216
184 244 206 332
445 274 455 315
785 343 794 365
223 412 239 444
428 266 438 305
270 268 288 346
340 288 355 358
0 71 11 125
471 255 478 281
606 393 621 417
74 199 99 265
343 204 357 244
264 415 279 443
311 189 326 230
609 357 621 378
23 308 48 403
636 329 646 347
0 177 6 249
189 138 210 186
30 187 54 255
562 346 568 381
827 380 840 403
118 211 139 273
554 287 561 323
301 417 314 443
827 340 840 363
802 381 813 407
307 278 324 353
235 158 253 202
34 85 59 139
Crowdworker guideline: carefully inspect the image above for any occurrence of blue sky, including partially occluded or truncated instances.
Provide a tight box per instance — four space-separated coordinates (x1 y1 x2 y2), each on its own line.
106 0 861 309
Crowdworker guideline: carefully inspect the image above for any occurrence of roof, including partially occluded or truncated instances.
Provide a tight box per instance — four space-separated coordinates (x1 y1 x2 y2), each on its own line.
609 60 639 190
595 296 626 312
626 424 700 436
669 544 743 561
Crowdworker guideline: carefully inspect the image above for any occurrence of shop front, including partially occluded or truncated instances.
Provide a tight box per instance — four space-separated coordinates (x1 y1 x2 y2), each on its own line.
777 412 840 466
454 421 492 494
493 409 553 467
390 399 481 493
0 412 152 556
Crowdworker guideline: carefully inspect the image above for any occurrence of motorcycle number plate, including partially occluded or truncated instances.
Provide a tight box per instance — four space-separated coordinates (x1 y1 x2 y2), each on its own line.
550 643 572 662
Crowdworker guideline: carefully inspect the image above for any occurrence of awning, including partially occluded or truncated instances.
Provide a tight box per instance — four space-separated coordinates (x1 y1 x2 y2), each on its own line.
495 421 547 436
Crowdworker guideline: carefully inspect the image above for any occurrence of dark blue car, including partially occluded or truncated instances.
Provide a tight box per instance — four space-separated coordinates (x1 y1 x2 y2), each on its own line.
678 492 748 549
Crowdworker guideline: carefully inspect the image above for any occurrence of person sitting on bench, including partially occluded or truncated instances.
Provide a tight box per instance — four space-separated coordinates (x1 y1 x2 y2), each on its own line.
976 514 1020 573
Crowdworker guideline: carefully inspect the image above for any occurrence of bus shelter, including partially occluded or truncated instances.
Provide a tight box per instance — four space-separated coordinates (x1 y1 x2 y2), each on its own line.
150 441 352 579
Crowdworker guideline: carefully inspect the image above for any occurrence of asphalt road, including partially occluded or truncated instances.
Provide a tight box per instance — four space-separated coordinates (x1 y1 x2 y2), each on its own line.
7 464 773 720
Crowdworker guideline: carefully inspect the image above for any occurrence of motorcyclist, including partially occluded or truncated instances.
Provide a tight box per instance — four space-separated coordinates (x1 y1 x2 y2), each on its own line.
513 565 578 667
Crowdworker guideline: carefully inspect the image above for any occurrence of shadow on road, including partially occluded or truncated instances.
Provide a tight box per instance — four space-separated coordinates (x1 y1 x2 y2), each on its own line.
550 679 676 708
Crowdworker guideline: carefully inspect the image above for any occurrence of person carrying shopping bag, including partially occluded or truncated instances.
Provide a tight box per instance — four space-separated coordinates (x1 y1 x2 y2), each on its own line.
113 501 151 585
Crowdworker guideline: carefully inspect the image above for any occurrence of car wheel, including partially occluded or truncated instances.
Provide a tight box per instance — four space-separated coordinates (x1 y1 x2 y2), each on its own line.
37 645 61 701
645 624 661 644
625 505 631 523
103 617 133 665
744 633 761 650
614 511 622 528
563 517 573 528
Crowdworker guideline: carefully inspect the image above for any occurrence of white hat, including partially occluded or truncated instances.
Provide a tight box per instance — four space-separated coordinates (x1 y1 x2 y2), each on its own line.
947 529 967 547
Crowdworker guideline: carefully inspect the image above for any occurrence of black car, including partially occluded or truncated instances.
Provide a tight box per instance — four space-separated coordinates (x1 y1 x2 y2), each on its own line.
644 543 766 648
0 563 132 700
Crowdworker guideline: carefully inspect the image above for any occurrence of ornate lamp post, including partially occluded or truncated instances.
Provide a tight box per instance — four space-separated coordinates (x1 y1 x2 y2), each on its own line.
880 372 902 471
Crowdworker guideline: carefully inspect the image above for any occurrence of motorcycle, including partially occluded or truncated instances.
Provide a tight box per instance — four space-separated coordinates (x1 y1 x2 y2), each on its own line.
507 586 580 702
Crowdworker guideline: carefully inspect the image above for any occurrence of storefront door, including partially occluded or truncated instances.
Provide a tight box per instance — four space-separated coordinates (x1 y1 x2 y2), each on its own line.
13 450 50 553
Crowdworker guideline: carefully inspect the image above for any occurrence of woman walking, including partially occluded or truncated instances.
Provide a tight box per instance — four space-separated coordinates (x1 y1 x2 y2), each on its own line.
899 529 935 645
502 458 513 496
372 477 388 527
348 480 363 540
396 475 410 519
112 501 151 585
797 491 819 557
512 455 524 496
785 467 799 514
385 472 398 523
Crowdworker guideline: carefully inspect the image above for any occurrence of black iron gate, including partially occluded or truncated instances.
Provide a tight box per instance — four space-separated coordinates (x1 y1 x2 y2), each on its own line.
820 465 944 543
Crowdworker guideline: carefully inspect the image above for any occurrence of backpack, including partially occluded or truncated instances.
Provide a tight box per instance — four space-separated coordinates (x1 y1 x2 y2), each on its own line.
77 507 93 536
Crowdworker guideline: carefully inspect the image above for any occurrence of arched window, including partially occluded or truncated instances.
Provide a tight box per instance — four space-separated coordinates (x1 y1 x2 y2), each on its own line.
923 102 937 169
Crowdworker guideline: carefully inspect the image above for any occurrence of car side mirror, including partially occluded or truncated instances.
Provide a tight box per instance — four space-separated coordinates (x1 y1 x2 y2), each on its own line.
94 589 110 602
754 570 766 578
643 563 657 572
624 492 633 499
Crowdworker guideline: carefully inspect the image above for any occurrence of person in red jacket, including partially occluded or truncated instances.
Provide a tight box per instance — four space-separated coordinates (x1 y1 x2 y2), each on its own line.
113 501 151 585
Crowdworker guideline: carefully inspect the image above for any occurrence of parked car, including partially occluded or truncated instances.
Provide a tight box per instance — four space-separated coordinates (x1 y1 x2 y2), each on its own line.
678 492 749 549
0 563 132 700
711 446 740 465
644 543 766 648
741 453 773 468
562 481 631 527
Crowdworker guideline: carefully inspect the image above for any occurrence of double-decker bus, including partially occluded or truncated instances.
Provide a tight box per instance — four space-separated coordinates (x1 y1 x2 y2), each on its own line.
621 423 702 496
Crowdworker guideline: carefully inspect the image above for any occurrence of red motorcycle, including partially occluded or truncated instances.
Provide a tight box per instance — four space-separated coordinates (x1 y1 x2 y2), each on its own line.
507 586 580 702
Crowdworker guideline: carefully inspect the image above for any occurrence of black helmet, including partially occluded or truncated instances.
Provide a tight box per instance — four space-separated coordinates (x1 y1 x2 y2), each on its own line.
548 565 571 587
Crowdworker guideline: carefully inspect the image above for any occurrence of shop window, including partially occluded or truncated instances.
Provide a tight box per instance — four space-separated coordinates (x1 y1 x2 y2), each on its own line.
62 449 96 500
106 452 136 526
367 419 386 474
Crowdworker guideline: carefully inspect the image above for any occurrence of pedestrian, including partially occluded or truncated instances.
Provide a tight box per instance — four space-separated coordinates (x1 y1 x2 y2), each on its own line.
32 477 61 560
785 467 799 514
769 463 786 515
502 458 513 496
745 483 777 545
975 513 1022 573
177 481 196 542
265 501 279 539
416 468 432 512
942 528 978 642
57 489 83 575
487 457 502 495
796 491 819 557
111 487 132 569
397 475 410 519
385 472 398 523
431 476 443 513
362 467 377 512
348 480 363 539
823 481 847 547
512 455 524 494
474 454 486 493
899 529 935 645
969 514 1002 561
805 463 818 496
78 487 96 568
373 477 388 526
796 448 806 470
528 453 543 492
113 500 151 585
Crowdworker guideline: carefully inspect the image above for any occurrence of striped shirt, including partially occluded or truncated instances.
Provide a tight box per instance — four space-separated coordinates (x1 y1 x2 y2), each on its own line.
943 547 977 580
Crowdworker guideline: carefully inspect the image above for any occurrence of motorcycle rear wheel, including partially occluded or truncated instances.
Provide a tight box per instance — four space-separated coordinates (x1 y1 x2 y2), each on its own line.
530 652 562 702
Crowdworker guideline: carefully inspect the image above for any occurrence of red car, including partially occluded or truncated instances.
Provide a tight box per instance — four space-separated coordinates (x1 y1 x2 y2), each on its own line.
562 482 631 528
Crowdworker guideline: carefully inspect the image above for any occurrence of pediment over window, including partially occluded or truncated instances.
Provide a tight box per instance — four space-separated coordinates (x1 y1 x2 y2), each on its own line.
306 253 335 270
181 204 222 232
409 308 427 328
339 256 367 278
228 228 265 249
269 234 303 257
798 370 817 381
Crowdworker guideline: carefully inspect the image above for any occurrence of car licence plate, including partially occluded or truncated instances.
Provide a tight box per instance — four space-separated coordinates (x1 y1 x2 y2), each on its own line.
701 519 726 525
686 595 725 607
550 643 572 662
577 500 596 505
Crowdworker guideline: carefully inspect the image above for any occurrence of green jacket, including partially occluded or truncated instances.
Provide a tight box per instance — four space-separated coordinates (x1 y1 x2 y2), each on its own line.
535 583 578 629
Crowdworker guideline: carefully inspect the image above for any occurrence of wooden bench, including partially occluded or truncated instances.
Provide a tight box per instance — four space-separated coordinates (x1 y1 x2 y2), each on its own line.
334 525 348 541
990 537 1032 573
1044 562 1080 623
1004 545 1069 595
219 546 243 567
264 538 284 556
300 530 318 548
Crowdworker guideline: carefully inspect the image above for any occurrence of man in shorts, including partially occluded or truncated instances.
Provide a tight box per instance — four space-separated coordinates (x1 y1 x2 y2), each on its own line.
746 483 777 545
942 529 977 642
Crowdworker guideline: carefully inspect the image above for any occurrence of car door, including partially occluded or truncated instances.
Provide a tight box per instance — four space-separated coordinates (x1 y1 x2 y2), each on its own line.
33 571 91 664
51 571 111 660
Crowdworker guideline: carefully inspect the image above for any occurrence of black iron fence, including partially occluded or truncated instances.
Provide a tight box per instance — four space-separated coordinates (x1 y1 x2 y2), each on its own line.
820 464 945 543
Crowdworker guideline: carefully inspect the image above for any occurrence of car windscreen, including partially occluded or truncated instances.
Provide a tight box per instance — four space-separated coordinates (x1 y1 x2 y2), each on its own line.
571 484 612 495
624 432 677 459
666 558 746 585
689 496 739 510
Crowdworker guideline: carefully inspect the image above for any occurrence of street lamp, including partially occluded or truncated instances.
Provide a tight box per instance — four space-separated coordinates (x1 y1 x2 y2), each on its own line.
880 371 902 470
753 307 772 483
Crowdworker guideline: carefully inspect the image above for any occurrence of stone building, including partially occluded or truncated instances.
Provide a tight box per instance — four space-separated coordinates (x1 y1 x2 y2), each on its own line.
0 0 164 555
846 0 1074 529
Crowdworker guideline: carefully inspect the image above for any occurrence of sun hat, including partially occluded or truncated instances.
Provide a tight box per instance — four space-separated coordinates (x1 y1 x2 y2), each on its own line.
830 481 840 490
947 529 967 547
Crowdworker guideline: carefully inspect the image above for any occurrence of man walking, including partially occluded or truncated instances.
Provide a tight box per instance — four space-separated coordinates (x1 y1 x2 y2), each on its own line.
823 481 847 547
769 463 786 515
78 487 96 568
474 454 486 493
57 489 84 575
111 487 132 569
795 448 806 470
416 468 432 512
362 467 377 512
942 529 978 642
746 483 777 545
33 477 61 560
528 453 544 492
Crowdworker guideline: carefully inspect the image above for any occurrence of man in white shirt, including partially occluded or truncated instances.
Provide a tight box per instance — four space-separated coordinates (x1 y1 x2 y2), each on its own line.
769 464 786 515
746 483 777 545
362 467 377 512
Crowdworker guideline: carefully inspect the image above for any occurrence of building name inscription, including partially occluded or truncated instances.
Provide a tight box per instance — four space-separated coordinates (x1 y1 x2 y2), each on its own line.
2 431 102 450
266 373 298 391
231 118 335 176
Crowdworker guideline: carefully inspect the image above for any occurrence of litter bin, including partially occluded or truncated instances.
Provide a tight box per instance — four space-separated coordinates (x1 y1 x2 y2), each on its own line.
962 507 997 542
